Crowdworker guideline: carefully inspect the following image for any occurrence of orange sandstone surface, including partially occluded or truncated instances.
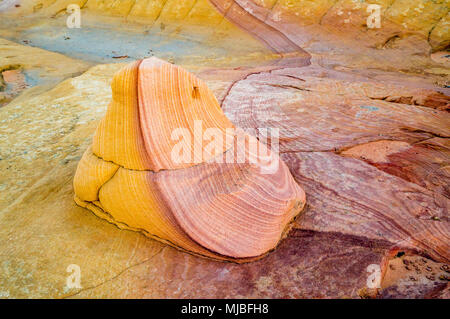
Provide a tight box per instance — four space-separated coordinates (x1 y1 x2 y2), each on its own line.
74 58 306 261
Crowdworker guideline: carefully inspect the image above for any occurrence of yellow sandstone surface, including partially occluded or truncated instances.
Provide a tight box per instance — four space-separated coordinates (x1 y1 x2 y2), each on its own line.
3 0 448 50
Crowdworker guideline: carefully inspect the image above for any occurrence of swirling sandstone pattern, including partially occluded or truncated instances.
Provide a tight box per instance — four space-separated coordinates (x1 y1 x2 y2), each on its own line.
74 57 306 261
221 65 450 263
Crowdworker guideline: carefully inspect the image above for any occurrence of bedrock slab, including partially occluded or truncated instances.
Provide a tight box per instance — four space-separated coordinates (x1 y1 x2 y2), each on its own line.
66 230 392 298
220 65 450 264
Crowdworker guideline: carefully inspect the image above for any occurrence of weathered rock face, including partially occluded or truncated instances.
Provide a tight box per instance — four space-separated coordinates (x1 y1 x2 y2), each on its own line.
208 0 450 51
73 57 306 261
0 0 275 67
3 1 448 51
0 0 449 299
220 64 450 263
